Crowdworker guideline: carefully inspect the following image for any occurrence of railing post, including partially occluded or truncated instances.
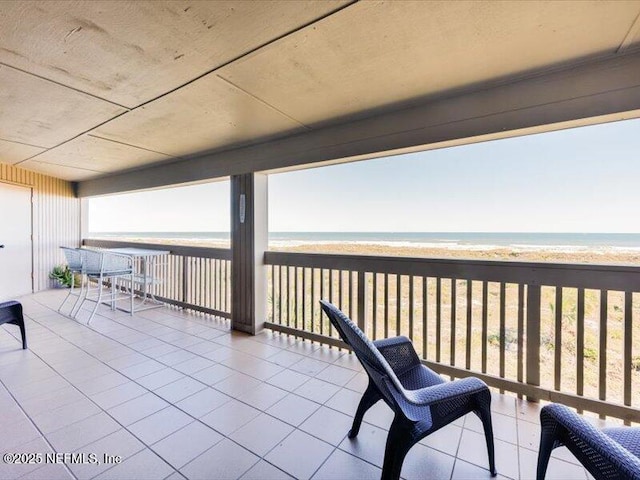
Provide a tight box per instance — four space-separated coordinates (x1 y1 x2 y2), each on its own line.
526 284 541 402
182 256 188 304
357 271 367 333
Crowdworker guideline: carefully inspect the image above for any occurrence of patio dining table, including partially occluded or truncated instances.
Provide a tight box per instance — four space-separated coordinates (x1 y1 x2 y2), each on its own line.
107 247 170 313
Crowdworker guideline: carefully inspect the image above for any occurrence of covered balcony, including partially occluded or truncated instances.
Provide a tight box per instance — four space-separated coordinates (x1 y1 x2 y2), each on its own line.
2 289 594 480
1 1 640 479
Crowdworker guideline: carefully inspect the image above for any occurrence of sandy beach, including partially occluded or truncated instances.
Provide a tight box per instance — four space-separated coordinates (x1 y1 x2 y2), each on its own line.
270 242 640 264
106 235 640 265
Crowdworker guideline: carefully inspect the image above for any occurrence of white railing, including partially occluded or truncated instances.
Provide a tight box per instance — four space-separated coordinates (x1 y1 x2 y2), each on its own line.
265 251 640 423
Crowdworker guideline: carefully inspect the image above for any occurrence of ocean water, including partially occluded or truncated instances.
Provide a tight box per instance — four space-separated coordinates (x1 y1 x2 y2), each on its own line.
90 231 640 251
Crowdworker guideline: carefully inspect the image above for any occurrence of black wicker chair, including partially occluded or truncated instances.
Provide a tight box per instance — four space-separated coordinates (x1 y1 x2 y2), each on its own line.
0 300 27 349
538 404 640 480
320 300 496 480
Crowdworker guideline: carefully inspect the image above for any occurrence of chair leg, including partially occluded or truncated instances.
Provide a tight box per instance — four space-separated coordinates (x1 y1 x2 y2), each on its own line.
348 382 381 438
6 303 27 350
111 278 116 311
476 406 497 476
536 422 559 480
70 275 86 318
381 415 415 480
87 275 103 324
58 283 74 313
129 275 134 315
17 318 27 350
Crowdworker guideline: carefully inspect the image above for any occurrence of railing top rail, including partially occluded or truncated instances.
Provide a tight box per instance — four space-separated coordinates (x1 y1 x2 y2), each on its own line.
84 238 232 260
265 251 640 290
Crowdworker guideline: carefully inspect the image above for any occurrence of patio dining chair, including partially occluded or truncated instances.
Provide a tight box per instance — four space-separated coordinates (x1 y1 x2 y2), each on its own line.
75 249 134 324
58 246 84 316
538 403 640 480
319 300 496 480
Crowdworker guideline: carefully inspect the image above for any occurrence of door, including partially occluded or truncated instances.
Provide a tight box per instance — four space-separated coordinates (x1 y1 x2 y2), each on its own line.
0 182 33 300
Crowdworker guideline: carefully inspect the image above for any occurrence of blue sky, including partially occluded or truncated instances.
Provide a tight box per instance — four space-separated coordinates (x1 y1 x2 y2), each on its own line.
89 118 640 233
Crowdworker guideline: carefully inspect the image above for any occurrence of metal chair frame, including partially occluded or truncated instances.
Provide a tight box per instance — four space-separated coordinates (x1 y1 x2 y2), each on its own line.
58 246 85 317
73 249 134 323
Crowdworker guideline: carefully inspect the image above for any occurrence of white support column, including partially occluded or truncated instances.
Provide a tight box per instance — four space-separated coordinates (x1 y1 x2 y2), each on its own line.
231 172 268 334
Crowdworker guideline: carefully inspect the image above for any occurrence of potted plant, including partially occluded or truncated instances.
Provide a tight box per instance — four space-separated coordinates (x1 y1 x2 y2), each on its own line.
49 264 80 288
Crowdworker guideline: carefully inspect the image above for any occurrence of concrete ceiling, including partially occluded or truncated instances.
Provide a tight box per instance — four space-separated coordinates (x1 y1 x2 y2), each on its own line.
1 0 640 183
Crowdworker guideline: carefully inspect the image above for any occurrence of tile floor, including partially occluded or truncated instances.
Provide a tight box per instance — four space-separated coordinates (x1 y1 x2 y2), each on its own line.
0 290 594 480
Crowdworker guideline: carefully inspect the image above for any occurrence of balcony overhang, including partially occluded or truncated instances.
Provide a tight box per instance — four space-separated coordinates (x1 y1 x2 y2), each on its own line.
78 50 640 197
1 1 639 194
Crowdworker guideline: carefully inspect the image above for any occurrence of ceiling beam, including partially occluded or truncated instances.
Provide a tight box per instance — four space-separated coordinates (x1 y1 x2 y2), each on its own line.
78 51 640 197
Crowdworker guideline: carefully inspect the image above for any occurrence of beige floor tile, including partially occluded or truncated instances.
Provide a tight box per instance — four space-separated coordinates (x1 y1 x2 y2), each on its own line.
172 357 215 375
136 368 184 390
68 429 145 480
267 393 321 426
289 357 330 376
151 421 223 469
300 406 353 446
419 424 463 456
31 398 101 434
519 446 587 480
154 377 206 403
0 437 51 479
47 412 121 453
517 419 541 451
240 460 295 480
237 382 288 411
200 399 261 435
17 463 74 480
128 407 193 445
266 369 311 391
191 363 235 386
311 449 381 480
451 459 511 480
265 430 334 480
107 392 169 426
120 359 166 380
338 422 388 467
268 350 308 368
157 350 198 367
457 429 518 479
175 388 231 418
90 381 148 410
213 372 262 397
294 377 342 404
230 413 294 456
315 364 357 386
401 443 456 480
94 448 175 480
75 371 131 395
466 411 518 445
180 439 259 480
324 388 361 415
344 372 369 393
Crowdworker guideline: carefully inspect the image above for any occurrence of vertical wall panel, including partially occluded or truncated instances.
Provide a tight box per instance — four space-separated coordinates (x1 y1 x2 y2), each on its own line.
0 162 80 291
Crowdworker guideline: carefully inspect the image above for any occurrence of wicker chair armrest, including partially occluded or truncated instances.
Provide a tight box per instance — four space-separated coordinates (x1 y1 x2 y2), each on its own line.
0 301 22 324
404 376 488 406
373 336 421 376
0 300 20 310
542 404 640 478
